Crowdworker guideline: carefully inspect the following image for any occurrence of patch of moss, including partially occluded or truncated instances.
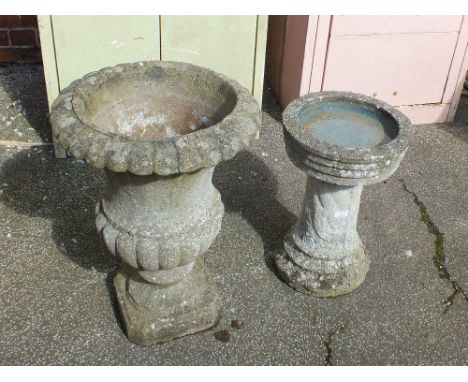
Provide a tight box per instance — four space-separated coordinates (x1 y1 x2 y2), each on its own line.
399 179 468 312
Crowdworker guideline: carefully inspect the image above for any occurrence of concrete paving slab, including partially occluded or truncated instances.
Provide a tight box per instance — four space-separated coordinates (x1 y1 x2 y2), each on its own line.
0 66 466 365
0 64 51 144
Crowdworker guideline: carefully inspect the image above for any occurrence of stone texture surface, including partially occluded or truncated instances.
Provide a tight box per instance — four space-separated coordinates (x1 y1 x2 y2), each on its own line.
275 181 369 297
97 168 224 345
97 169 224 285
0 64 51 143
49 61 261 345
50 61 261 176
276 92 409 297
283 92 410 186
115 259 221 346
0 65 467 364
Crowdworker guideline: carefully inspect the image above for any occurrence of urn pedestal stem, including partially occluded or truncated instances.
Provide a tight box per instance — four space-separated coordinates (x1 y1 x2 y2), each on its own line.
96 168 224 344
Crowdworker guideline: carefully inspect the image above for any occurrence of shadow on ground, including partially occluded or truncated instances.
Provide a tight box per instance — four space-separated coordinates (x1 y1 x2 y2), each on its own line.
214 151 296 274
0 146 126 332
0 64 52 143
0 145 296 333
0 75 467 365
0 147 110 271
439 93 468 144
261 83 283 123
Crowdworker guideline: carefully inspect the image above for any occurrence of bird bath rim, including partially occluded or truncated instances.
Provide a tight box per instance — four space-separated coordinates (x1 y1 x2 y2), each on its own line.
283 91 411 163
282 92 411 186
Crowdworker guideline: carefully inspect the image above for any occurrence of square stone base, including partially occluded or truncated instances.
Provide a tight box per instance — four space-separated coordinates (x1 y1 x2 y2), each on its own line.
114 258 222 346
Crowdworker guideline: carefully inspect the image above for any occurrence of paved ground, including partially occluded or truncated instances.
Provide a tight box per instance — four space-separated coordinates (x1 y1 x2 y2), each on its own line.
0 64 467 365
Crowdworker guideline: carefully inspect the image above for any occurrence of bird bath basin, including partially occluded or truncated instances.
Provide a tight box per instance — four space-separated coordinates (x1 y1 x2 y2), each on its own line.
275 91 410 297
50 61 261 345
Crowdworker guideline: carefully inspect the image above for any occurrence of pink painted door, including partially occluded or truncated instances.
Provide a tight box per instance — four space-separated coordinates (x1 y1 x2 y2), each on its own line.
322 16 462 106
266 15 468 123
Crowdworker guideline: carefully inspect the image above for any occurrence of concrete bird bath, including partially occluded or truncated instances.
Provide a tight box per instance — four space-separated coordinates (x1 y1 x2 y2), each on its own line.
50 61 260 345
275 91 410 297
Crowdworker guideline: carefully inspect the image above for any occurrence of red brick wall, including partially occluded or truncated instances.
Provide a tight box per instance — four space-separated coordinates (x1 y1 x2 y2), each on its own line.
0 15 42 63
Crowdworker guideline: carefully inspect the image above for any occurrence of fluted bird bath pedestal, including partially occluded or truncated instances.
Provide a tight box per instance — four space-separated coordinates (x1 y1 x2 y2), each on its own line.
50 61 260 345
275 92 410 297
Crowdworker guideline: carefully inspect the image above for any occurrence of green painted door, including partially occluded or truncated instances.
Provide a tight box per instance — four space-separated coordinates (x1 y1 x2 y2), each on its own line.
161 16 257 91
52 16 160 89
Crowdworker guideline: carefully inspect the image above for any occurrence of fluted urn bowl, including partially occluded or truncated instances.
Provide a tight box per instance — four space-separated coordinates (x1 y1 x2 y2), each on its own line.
50 61 260 345
275 91 410 297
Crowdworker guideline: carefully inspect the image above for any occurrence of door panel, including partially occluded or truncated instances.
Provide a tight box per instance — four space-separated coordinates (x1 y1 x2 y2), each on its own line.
331 16 463 35
161 16 257 91
52 16 160 89
322 32 459 105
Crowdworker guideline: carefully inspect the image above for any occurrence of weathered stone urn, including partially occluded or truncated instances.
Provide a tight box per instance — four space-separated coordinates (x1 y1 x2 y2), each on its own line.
275 91 410 297
50 61 260 345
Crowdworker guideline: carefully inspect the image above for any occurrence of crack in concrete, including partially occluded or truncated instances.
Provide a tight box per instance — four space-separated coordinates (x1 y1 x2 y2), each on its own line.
400 179 468 313
320 324 347 366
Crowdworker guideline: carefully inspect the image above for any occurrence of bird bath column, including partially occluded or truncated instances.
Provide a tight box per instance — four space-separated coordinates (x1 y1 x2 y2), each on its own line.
275 92 410 297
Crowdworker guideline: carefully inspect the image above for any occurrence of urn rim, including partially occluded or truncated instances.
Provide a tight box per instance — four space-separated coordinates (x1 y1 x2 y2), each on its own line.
50 60 261 176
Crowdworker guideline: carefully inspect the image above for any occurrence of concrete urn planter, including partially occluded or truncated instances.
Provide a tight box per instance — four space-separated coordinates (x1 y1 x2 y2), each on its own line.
275 92 410 297
50 61 260 345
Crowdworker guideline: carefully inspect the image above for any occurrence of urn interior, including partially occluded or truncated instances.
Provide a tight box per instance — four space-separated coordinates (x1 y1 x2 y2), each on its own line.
72 66 238 140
